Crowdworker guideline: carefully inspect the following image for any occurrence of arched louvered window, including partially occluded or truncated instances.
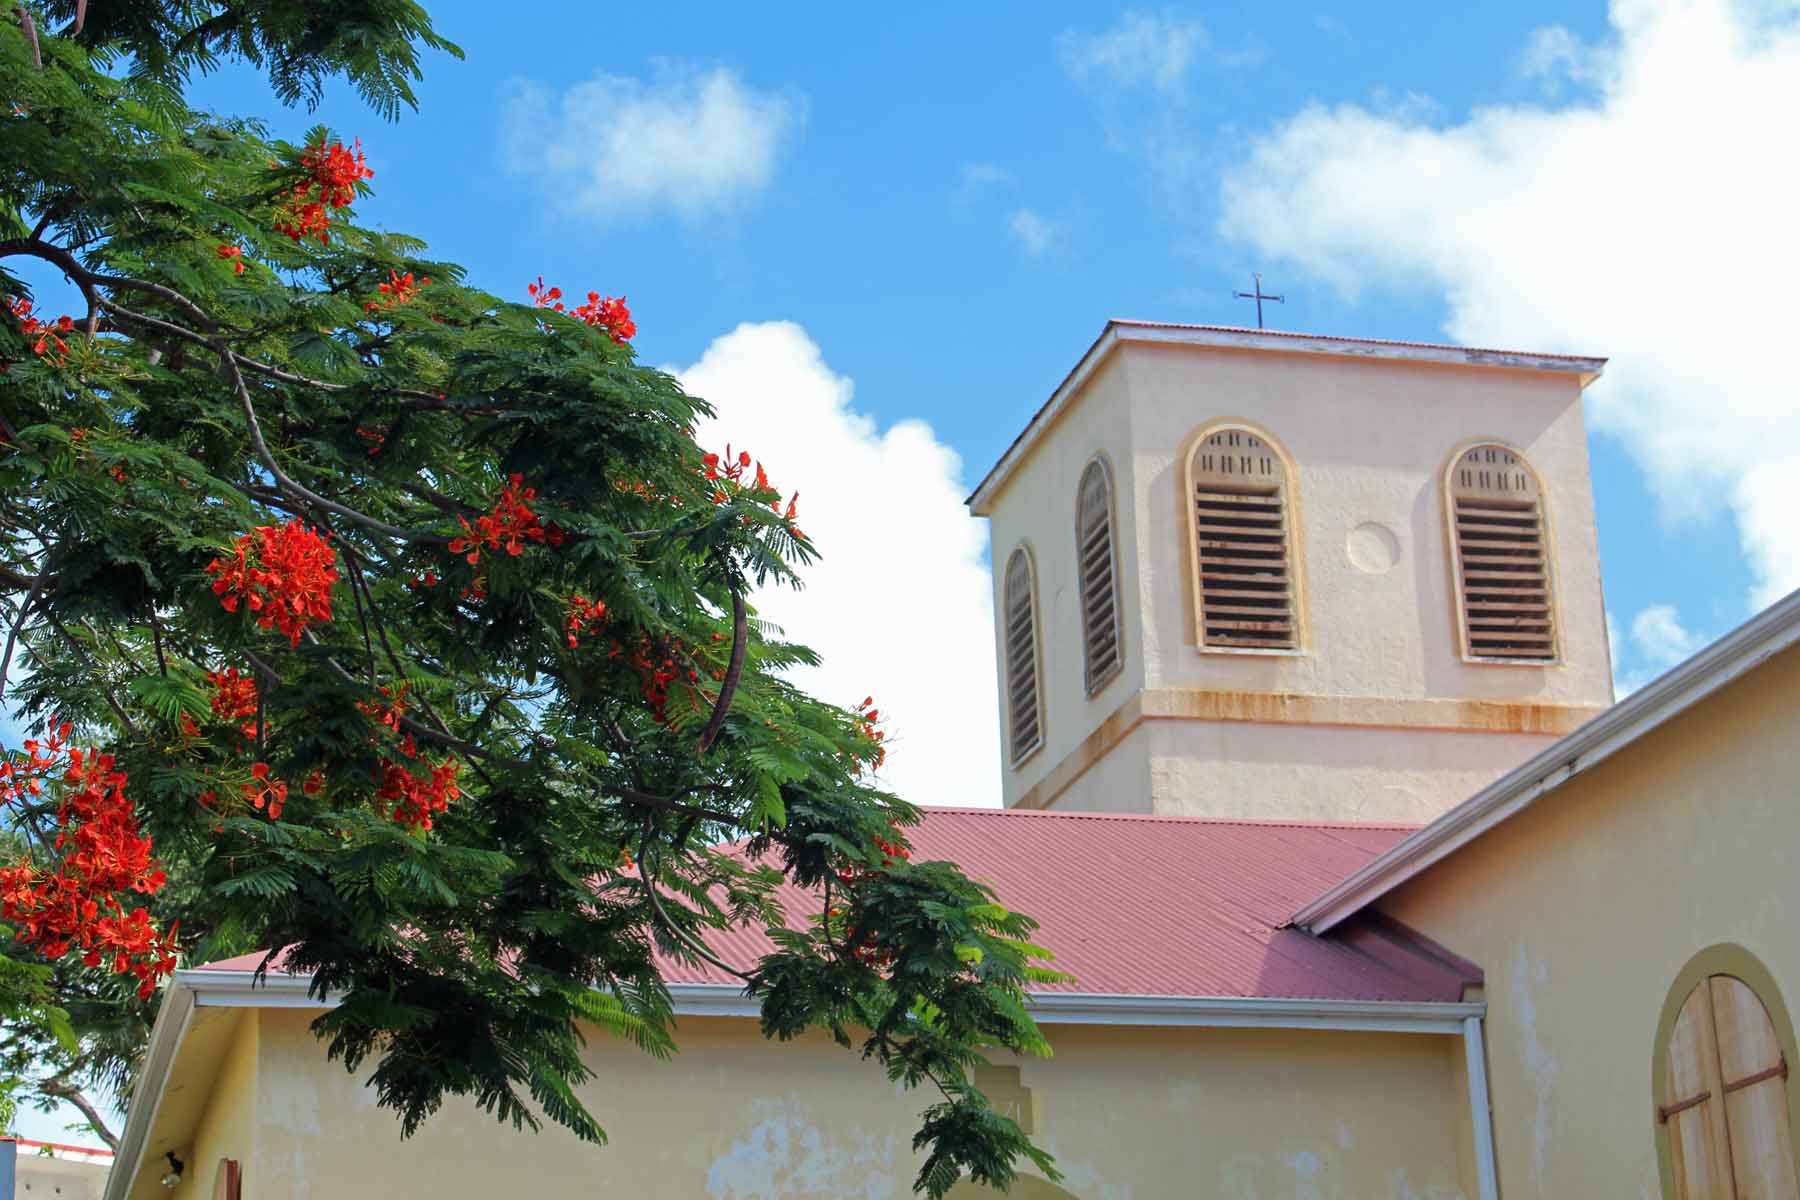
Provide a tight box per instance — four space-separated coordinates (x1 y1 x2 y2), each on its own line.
1002 546 1043 764
1185 426 1299 651
1447 444 1557 661
1075 457 1122 693
1659 973 1799 1199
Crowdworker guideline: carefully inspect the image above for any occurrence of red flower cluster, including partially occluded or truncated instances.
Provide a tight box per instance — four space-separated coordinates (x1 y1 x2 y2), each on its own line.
274 139 374 244
0 723 176 998
216 243 245 274
854 696 887 772
10 297 73 364
528 278 636 344
829 822 912 970
569 292 635 345
701 445 804 538
603 635 699 724
566 595 607 648
448 475 563 566
206 522 340 646
374 756 460 832
365 269 428 314
357 684 409 736
207 667 260 739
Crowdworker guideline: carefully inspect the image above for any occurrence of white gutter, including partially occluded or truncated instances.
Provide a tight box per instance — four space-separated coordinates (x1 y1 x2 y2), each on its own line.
177 969 1483 1034
1022 992 1482 1034
1294 583 1800 933
1463 1015 1501 1200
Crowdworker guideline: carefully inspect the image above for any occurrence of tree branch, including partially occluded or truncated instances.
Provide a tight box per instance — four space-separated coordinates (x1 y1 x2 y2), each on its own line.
218 349 446 544
636 820 755 983
36 1075 120 1150
695 571 746 756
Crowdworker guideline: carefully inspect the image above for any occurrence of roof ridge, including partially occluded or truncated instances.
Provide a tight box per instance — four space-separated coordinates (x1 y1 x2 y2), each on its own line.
917 804 1421 832
1106 319 1607 364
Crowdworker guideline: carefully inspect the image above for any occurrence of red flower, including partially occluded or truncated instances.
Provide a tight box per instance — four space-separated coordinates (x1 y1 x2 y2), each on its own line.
365 269 428 314
447 475 558 566
569 291 636 344
565 594 608 648
9 296 74 364
207 667 260 738
243 762 287 819
205 522 340 646
373 756 460 832
527 276 564 312
273 139 374 244
216 243 246 274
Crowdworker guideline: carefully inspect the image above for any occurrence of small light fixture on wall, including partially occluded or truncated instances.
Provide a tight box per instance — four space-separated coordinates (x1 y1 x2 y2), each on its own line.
160 1150 185 1189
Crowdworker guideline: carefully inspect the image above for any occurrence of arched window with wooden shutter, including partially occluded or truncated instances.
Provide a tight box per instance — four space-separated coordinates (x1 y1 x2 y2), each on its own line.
1075 457 1122 693
1447 443 1558 661
1002 546 1043 765
1184 425 1300 651
1659 973 1800 1199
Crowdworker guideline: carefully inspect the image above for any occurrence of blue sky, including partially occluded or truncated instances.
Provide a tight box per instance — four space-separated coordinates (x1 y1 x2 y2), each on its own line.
24 0 1800 1146
142 0 1785 792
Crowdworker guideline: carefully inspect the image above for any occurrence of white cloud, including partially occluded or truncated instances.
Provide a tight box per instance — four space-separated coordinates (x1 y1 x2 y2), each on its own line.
953 162 1015 203
1219 0 1800 610
501 64 803 223
1006 208 1062 258
1630 604 1705 667
1058 10 1210 93
674 323 1000 809
1518 24 1611 92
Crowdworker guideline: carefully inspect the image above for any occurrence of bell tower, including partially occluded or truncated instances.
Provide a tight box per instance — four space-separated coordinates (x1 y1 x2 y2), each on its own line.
968 323 1614 823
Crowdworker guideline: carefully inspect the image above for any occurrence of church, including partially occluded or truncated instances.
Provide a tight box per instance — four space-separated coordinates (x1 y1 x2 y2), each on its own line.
101 323 1800 1199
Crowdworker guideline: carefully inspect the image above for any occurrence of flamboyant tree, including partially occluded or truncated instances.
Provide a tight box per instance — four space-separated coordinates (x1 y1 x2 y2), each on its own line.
0 3 1062 1192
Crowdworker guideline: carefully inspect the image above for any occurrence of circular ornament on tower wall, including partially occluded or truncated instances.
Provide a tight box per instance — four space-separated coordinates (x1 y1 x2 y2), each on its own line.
1346 522 1400 575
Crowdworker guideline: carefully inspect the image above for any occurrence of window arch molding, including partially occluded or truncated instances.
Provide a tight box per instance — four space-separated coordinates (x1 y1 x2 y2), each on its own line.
1000 541 1046 767
1074 452 1124 696
1653 943 1800 1199
1441 439 1562 664
1177 418 1306 654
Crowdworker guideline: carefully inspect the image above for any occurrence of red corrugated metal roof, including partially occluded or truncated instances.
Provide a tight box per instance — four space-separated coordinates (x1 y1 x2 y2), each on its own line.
195 807 1468 1002
652 807 1459 1001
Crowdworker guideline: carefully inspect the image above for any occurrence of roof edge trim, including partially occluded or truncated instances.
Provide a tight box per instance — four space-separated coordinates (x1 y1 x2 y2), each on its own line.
1294 584 1800 933
101 975 196 1200
966 322 1608 514
174 969 1481 1033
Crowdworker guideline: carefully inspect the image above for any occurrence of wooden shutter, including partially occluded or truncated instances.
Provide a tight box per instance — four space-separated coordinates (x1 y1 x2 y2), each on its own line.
1662 975 1799 1200
1002 548 1042 763
1190 428 1295 650
1665 979 1741 1198
1713 977 1799 1199
1449 445 1556 660
1075 459 1122 692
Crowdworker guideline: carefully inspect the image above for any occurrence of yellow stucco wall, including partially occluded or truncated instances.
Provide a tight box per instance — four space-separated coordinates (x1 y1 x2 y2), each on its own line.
1385 641 1800 1198
243 1009 1474 1199
169 1010 258 1200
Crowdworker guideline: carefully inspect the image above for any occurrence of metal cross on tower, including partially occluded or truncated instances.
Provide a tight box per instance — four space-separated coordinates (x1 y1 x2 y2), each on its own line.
1233 272 1284 329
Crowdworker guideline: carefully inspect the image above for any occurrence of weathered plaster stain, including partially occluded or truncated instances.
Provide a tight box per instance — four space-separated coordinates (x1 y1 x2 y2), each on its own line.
706 1100 899 1199
1512 942 1559 1191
